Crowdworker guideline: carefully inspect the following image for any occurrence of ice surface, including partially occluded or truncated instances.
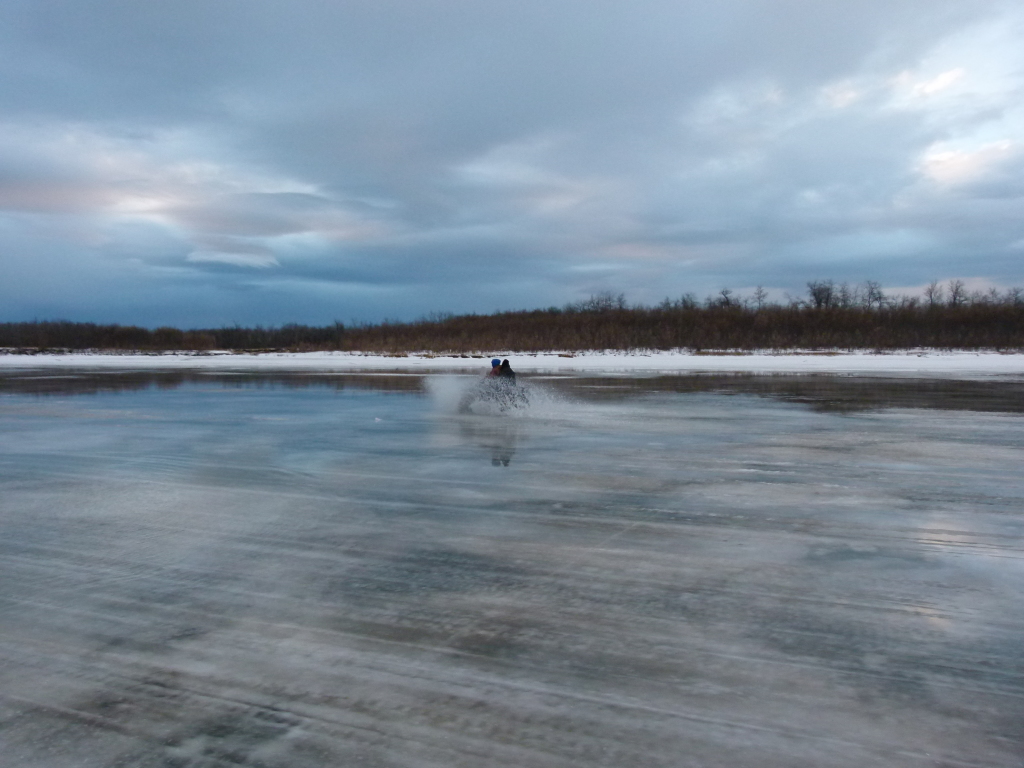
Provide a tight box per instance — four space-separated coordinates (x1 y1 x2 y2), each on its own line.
1 370 1022 767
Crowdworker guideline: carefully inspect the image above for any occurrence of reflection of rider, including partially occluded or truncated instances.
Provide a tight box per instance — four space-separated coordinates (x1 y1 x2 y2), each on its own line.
492 442 514 466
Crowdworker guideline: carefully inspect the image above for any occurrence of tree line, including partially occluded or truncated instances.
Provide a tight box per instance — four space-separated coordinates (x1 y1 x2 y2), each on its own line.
2 280 1022 353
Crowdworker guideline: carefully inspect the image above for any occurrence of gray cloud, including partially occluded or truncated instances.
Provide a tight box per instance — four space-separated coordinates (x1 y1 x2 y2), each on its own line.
1 0 1022 326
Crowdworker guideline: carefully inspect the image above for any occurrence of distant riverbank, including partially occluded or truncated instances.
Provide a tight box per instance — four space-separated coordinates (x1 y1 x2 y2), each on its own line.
4 291 1024 355
2 349 1024 378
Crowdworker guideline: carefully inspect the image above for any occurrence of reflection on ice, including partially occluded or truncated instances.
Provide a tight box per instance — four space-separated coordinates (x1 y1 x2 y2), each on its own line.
456 417 519 466
1 369 1023 767
6 368 1024 413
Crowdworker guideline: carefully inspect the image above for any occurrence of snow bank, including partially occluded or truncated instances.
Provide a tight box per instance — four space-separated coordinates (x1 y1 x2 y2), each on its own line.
2 349 1024 378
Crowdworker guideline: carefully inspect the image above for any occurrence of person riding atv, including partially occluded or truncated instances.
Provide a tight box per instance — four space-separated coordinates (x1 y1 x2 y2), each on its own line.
459 358 526 413
497 359 516 383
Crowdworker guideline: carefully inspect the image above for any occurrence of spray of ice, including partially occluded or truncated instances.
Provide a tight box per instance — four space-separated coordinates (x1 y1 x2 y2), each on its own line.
424 374 568 418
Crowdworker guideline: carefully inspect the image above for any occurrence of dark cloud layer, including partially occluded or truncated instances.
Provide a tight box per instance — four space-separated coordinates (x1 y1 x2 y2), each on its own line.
1 0 1022 326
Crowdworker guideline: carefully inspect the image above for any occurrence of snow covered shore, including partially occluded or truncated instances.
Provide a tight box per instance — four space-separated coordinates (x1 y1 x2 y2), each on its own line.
2 349 1024 377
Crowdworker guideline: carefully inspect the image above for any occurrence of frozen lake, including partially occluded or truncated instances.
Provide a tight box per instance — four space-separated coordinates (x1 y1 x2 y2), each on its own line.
1 370 1023 767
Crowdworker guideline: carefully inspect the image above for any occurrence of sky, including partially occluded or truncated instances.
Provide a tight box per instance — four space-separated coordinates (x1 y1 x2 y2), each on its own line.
1 0 1023 327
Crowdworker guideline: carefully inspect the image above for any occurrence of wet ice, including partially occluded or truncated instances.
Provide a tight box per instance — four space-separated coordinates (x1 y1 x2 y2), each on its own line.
0 371 1022 767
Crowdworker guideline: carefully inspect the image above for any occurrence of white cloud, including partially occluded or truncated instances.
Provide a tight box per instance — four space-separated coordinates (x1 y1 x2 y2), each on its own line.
186 250 279 268
0 122 315 217
920 139 1016 186
820 81 862 109
454 136 612 220
911 67 966 96
0 120 396 272
687 81 787 131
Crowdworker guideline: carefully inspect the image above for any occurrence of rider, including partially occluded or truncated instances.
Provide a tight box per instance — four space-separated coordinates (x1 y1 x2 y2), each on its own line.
488 358 501 376
498 359 516 384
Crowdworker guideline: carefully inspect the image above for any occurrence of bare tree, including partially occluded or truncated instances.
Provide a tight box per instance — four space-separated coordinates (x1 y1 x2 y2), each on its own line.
718 288 734 307
807 280 835 309
863 280 885 309
679 293 699 309
580 291 626 312
892 293 919 309
947 279 966 307
924 280 943 307
752 285 768 310
837 282 852 308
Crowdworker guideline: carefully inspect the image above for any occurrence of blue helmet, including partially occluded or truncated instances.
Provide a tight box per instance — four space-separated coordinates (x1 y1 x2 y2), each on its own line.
491 358 501 367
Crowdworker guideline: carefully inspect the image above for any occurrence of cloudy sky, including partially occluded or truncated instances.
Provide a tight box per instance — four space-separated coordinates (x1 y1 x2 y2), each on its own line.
1 0 1022 326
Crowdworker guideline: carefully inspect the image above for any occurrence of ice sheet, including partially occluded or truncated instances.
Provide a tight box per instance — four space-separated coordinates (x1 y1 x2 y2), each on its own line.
1 372 1022 767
